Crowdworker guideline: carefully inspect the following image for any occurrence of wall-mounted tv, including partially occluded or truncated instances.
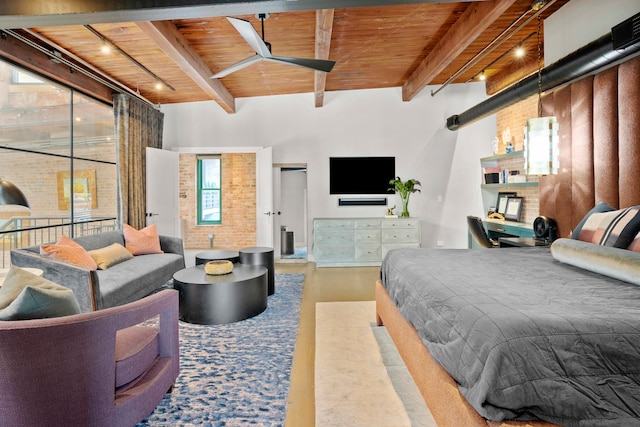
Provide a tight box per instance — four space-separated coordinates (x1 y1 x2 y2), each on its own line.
329 156 396 195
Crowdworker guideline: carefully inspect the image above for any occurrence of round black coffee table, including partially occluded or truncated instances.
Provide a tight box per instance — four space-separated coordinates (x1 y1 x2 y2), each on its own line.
239 246 275 296
173 264 267 325
195 249 240 265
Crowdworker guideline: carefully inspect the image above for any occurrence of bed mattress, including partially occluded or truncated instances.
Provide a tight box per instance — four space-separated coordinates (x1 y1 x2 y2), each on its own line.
380 247 640 426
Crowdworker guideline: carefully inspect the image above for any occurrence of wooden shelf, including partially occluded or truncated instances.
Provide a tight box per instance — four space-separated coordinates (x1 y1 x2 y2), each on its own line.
480 150 525 163
481 182 538 189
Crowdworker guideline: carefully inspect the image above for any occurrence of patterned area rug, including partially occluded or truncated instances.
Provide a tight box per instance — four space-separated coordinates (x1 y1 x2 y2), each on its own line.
137 273 305 426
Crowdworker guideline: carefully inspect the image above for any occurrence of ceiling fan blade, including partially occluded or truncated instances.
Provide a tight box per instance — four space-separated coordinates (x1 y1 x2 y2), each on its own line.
226 17 272 58
265 56 336 73
211 55 263 79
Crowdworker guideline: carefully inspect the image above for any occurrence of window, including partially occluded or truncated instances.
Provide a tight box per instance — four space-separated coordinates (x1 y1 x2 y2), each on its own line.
197 156 221 224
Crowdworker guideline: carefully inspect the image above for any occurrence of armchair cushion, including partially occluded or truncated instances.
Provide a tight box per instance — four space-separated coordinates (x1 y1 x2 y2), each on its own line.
89 243 133 270
0 266 81 320
115 325 160 388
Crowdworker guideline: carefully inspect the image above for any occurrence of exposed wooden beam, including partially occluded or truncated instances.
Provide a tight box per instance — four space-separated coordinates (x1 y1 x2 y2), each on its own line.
402 0 517 101
0 0 487 28
314 9 334 108
135 20 236 114
485 56 538 95
0 31 114 104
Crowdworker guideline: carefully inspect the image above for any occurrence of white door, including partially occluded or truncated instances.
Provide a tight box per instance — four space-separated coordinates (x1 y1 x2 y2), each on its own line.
146 147 181 237
256 147 274 247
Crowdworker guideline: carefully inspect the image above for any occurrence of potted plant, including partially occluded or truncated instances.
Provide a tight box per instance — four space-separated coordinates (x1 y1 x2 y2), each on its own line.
388 177 421 218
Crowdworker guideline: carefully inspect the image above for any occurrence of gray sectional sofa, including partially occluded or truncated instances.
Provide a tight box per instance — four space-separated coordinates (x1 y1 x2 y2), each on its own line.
10 230 185 312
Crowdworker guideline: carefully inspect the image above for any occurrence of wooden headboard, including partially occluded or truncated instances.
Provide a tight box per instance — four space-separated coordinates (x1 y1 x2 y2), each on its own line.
539 54 640 238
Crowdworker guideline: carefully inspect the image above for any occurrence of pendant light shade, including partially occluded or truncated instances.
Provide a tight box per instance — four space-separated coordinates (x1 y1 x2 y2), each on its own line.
0 179 30 208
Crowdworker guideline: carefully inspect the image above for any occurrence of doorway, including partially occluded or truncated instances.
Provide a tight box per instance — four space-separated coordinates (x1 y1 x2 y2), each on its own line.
273 164 307 263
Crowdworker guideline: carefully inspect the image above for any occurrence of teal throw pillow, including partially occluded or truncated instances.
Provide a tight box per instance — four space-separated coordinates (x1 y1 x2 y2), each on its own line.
0 266 81 320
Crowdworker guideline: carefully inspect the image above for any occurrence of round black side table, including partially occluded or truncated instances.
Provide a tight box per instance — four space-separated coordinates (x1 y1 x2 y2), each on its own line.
173 264 267 325
195 249 240 265
239 246 275 296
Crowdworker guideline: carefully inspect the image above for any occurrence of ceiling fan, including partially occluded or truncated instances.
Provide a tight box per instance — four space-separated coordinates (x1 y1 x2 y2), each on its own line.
210 13 336 79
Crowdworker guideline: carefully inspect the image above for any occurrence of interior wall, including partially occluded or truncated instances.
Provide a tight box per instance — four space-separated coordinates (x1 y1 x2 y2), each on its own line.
162 84 494 251
545 0 640 64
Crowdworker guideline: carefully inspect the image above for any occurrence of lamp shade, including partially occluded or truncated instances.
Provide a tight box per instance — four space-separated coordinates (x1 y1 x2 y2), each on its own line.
0 179 30 208
524 116 559 175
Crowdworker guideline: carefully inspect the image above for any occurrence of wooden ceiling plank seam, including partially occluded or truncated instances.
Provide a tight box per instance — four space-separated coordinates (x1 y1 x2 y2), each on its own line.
135 20 236 113
314 8 334 108
402 0 518 101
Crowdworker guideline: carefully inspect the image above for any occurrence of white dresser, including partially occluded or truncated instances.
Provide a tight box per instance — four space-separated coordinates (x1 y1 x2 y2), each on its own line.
313 218 421 267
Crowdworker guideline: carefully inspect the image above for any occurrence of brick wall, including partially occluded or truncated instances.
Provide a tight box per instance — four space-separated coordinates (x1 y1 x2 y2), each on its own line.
179 153 256 250
0 146 117 218
495 95 538 153
494 95 540 224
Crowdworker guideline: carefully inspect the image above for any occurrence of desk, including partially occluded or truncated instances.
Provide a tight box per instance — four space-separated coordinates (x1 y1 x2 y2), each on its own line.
469 219 535 248
498 237 550 248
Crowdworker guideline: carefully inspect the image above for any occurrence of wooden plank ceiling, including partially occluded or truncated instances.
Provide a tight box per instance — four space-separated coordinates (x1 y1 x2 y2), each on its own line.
15 0 568 113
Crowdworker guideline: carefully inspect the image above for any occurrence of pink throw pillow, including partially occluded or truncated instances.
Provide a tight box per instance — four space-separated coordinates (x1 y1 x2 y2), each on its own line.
40 235 98 269
123 224 163 255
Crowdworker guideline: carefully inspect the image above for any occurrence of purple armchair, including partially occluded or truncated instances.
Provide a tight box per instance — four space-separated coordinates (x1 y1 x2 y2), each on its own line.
0 289 179 427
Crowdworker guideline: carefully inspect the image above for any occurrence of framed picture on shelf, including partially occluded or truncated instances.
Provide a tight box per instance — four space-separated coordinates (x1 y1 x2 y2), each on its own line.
496 192 517 216
504 197 524 222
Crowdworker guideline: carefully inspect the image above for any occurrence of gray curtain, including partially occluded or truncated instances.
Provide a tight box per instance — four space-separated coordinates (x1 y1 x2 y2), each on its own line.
113 94 164 229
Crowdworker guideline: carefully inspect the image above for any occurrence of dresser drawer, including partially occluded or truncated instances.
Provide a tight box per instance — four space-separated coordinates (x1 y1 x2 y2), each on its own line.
314 220 354 230
355 219 382 229
355 229 381 244
314 244 355 262
382 228 421 243
355 244 382 262
314 229 354 245
382 219 420 230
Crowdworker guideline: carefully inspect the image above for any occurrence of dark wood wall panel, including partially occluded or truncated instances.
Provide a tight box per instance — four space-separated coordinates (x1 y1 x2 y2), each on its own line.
618 55 640 208
539 54 640 237
540 86 574 238
593 67 619 208
570 77 595 227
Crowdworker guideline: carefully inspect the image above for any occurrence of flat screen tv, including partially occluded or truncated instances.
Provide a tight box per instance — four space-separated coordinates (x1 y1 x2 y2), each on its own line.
329 156 395 195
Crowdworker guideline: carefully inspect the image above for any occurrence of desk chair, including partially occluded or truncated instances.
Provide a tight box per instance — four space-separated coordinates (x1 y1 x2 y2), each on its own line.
467 215 499 248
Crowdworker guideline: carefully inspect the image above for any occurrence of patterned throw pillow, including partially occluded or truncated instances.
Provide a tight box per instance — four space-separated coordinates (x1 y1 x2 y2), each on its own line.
123 224 164 255
40 235 98 269
577 206 640 249
570 202 615 240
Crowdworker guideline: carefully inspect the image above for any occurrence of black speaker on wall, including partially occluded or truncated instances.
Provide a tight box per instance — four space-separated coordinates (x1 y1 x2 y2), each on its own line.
338 197 388 206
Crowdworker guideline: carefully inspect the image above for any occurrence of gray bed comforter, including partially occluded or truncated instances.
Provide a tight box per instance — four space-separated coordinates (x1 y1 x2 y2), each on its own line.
380 247 640 426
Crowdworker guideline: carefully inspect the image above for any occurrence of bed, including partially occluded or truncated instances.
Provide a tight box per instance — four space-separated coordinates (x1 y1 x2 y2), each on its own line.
376 239 640 427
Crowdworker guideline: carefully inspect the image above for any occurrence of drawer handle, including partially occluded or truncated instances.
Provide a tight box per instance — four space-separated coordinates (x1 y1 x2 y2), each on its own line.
496 228 505 232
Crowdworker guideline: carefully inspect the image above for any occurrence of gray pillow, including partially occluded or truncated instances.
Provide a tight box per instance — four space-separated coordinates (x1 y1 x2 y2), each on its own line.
570 202 614 239
0 266 81 320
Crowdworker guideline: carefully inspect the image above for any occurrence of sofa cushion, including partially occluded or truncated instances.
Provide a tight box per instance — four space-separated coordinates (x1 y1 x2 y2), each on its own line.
88 243 133 270
96 253 184 309
40 235 98 269
123 224 163 255
115 325 159 389
0 266 81 320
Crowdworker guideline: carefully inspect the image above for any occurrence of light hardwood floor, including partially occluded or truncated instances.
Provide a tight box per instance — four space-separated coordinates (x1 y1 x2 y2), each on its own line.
276 262 381 427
